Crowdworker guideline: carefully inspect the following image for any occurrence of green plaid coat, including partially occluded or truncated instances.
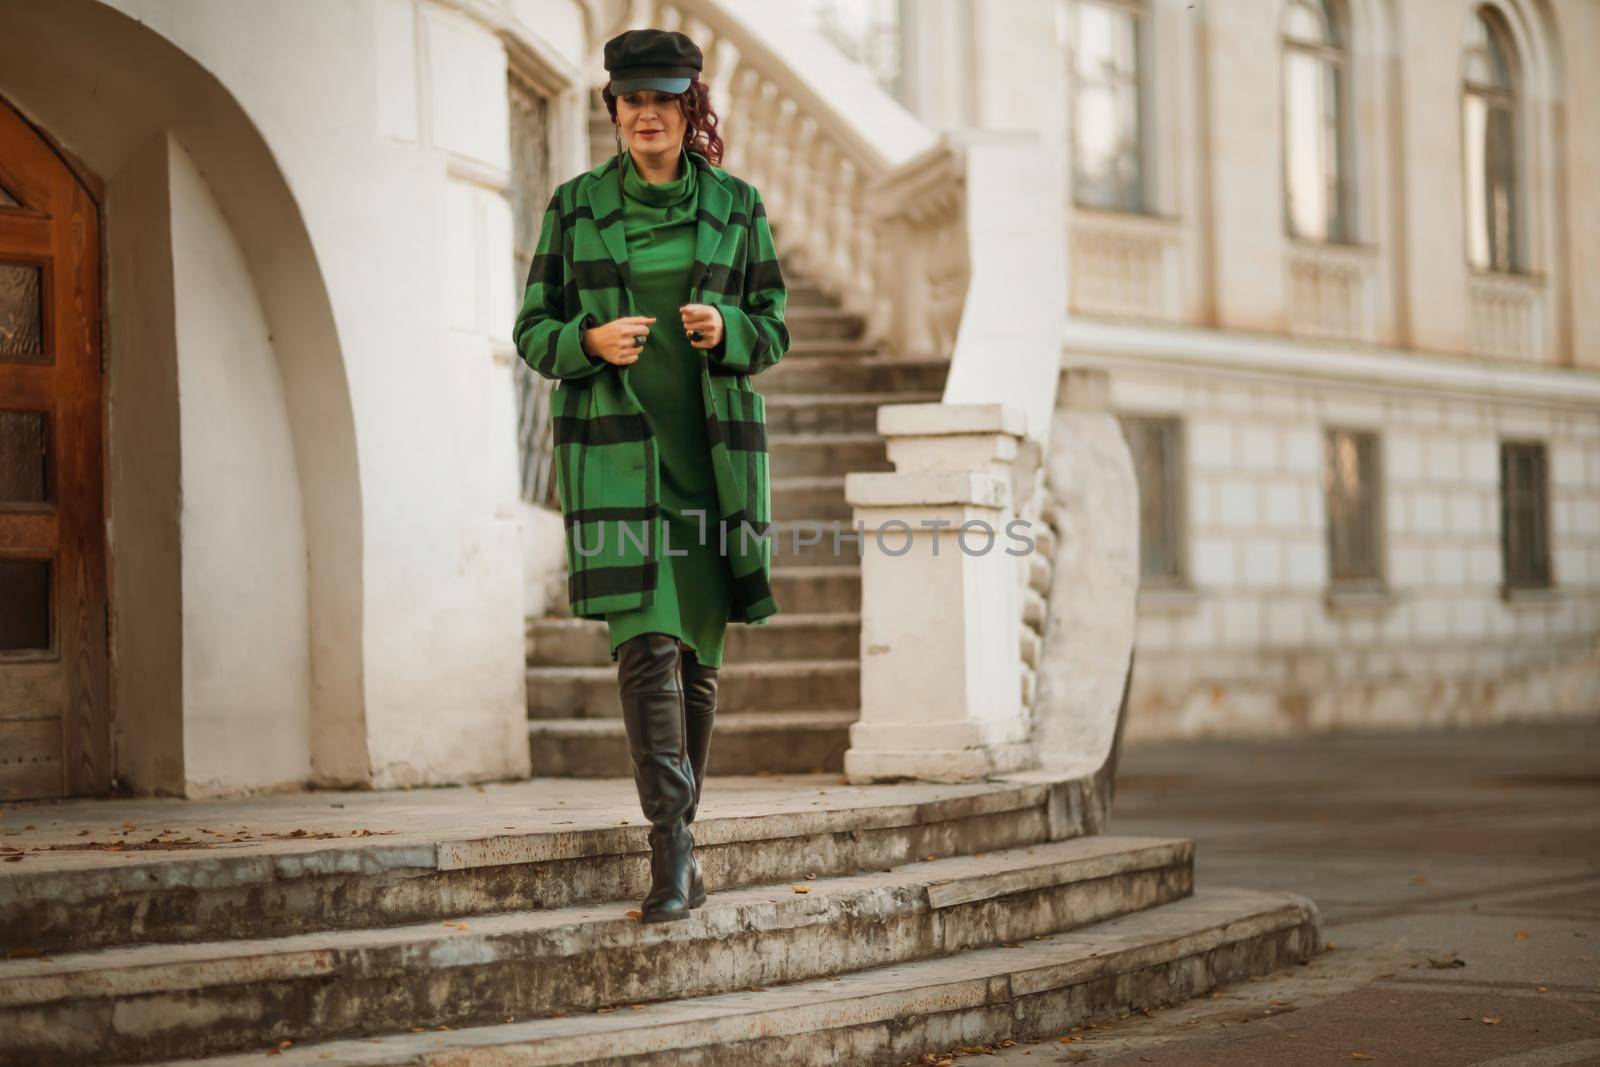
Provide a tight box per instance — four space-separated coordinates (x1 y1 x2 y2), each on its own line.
514 149 791 624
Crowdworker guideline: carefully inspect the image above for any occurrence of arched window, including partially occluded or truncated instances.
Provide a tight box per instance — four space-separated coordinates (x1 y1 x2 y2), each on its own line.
1071 0 1147 213
1282 0 1353 243
1462 6 1521 273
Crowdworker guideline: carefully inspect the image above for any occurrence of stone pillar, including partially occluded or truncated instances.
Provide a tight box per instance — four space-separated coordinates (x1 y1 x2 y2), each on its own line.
842 402 1037 782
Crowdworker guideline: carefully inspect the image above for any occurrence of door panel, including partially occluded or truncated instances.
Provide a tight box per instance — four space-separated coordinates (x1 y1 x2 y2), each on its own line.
0 94 108 800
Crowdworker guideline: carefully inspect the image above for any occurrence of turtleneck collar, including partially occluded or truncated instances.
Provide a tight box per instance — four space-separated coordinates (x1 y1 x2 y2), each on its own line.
620 148 696 207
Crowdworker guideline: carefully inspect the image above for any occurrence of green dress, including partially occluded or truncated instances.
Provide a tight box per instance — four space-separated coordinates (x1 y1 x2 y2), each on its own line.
604 150 736 669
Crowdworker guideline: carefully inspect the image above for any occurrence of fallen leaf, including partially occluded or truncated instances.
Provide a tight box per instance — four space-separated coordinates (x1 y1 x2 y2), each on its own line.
625 910 642 919
792 885 810 894
1514 930 1530 941
1483 1016 1502 1025
749 986 768 992
278 1041 293 1049
1537 985 1547 993
1409 875 1427 886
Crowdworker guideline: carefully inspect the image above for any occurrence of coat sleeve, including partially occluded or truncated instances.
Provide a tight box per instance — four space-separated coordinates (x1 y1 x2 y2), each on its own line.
707 184 791 376
513 190 610 382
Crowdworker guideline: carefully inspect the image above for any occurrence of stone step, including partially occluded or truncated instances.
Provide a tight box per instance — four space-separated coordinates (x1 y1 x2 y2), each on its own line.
0 837 1196 1065
774 338 881 361
782 306 867 343
130 886 1321 1067
528 710 857 777
765 390 940 435
526 658 859 720
760 355 948 397
782 281 836 308
526 612 859 667
772 475 850 522
771 563 859 611
2 778 1073 956
768 431 892 478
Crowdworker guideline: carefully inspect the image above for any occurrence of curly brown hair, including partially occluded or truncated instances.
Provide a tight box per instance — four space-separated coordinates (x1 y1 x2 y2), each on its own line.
601 79 725 166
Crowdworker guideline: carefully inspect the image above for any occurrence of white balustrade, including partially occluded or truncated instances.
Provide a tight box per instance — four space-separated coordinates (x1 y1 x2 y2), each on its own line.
1067 210 1183 323
1286 241 1379 344
1468 271 1545 363
616 0 949 358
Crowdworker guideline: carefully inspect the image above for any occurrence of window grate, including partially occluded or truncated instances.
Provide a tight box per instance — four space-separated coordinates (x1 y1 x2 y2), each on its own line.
1120 414 1187 585
1500 440 1551 588
1324 427 1384 585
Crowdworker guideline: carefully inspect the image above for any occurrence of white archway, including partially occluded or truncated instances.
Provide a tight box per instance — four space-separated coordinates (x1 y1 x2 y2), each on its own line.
0 0 366 793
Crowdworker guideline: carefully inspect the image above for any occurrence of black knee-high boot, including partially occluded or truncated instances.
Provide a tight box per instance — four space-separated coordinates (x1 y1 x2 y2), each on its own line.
616 632 696 923
681 647 719 908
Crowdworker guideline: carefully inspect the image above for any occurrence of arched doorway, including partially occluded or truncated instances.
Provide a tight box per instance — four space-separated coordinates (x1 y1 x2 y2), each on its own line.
0 93 109 799
0 0 365 796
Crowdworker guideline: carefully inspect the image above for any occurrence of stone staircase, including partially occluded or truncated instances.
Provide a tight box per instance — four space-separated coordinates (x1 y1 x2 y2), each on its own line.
526 261 949 777
0 778 1322 1065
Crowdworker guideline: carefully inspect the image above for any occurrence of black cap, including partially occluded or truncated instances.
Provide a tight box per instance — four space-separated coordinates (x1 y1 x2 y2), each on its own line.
603 28 703 94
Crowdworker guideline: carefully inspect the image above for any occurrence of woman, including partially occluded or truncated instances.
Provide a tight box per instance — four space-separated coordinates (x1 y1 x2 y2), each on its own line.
513 28 791 924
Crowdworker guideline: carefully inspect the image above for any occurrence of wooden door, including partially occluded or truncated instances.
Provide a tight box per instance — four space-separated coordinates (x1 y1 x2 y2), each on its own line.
0 95 109 799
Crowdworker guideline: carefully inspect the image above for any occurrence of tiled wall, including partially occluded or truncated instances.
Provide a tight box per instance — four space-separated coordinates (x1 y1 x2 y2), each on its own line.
1109 365 1600 740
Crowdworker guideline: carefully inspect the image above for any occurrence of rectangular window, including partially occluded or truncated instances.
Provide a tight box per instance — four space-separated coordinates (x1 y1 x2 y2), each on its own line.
1500 441 1551 588
1120 414 1187 585
1323 427 1384 585
509 72 558 509
1071 0 1147 213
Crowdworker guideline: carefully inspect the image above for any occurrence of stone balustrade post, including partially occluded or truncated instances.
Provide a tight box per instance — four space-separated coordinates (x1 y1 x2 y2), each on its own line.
841 402 1038 783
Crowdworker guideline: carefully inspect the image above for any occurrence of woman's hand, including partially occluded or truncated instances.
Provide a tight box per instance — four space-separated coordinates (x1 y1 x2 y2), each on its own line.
679 304 725 350
581 315 657 366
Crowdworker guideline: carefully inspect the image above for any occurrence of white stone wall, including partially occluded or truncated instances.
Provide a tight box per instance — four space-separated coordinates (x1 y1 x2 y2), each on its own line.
1091 353 1600 741
1 0 596 794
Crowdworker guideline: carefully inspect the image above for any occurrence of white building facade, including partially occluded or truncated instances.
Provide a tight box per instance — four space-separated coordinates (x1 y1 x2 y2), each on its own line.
1 0 1594 802
895 0 1600 740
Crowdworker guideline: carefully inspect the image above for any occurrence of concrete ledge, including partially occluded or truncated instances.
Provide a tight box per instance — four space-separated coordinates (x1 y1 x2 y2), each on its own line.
0 774 1096 955
877 402 1029 438
139 886 1320 1067
0 837 1197 1065
842 469 1010 509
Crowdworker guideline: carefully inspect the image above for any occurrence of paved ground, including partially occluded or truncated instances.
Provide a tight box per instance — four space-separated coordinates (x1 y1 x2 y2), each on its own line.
963 719 1600 1067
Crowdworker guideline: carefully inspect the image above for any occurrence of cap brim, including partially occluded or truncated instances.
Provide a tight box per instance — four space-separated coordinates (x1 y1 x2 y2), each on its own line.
610 76 691 94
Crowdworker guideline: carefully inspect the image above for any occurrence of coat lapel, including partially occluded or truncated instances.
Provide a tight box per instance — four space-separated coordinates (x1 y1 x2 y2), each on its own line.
688 152 732 295
581 153 630 279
